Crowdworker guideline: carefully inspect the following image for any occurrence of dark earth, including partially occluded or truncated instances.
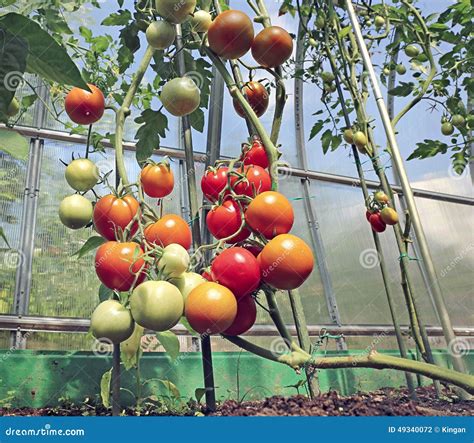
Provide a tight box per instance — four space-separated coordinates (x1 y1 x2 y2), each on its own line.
0 386 472 416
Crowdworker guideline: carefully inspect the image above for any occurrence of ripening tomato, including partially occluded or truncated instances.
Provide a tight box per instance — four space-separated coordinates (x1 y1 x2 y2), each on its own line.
185 282 237 334
201 166 229 202
241 138 269 169
251 26 293 68
65 84 105 125
380 207 399 225
369 212 387 233
374 191 389 204
140 163 174 198
95 241 146 291
233 165 271 198
245 191 294 239
161 77 200 117
206 199 250 244
155 0 196 24
243 243 263 257
258 234 314 290
210 247 261 299
233 81 269 118
93 194 139 240
207 10 254 59
202 270 213 281
144 214 192 249
223 295 257 336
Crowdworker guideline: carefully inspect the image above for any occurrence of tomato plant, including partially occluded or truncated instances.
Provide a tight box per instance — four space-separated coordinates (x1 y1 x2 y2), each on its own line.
93 194 139 240
144 214 192 249
64 84 105 125
95 241 146 291
185 282 237 334
210 247 261 299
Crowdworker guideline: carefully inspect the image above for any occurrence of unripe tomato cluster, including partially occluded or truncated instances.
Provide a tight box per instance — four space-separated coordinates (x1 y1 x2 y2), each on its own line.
365 191 399 233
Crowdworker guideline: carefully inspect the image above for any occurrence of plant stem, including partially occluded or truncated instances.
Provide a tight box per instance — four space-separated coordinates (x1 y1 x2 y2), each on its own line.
114 45 155 186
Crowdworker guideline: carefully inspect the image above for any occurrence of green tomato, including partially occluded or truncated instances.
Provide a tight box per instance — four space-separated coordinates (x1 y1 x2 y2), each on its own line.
155 0 196 24
65 158 99 192
395 64 406 75
324 82 336 93
308 37 318 48
130 281 184 331
146 20 176 49
374 16 385 28
160 77 200 117
91 300 134 344
191 10 212 32
365 19 372 27
157 243 190 278
321 71 335 83
383 67 391 76
353 131 368 148
451 114 465 128
315 14 325 29
169 272 206 303
7 97 20 117
343 128 354 144
441 122 454 136
404 44 420 58
58 194 92 230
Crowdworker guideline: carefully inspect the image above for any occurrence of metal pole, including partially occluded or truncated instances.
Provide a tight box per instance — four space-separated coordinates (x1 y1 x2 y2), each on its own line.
175 24 216 411
345 0 467 374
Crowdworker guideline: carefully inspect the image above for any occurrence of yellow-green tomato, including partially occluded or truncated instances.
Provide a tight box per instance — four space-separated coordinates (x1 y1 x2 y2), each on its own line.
169 272 206 303
395 64 406 75
160 77 201 117
404 44 420 58
353 131 368 148
91 300 134 344
191 10 212 32
157 243 190 277
7 97 20 117
441 122 454 136
155 0 196 24
343 128 354 144
121 323 144 364
130 281 184 331
65 158 99 192
146 20 176 49
451 114 465 128
58 194 93 229
374 16 385 28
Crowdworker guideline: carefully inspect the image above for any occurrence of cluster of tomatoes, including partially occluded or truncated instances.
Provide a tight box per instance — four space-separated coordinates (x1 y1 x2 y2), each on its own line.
191 137 315 335
366 191 399 233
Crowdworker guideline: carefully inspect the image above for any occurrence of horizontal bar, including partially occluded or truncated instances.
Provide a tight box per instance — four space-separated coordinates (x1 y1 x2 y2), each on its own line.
0 314 472 337
7 125 472 207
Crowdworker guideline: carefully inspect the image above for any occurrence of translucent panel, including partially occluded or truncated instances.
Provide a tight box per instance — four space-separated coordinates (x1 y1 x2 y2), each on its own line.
0 150 28 315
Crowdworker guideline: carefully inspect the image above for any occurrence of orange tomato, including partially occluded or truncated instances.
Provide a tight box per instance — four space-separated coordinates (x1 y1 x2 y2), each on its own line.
144 214 192 249
185 282 237 334
258 234 314 290
65 84 105 125
93 194 139 240
245 191 294 239
140 163 174 198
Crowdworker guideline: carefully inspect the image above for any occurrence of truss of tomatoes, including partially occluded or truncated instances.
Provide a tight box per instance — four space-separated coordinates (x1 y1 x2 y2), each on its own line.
366 191 399 233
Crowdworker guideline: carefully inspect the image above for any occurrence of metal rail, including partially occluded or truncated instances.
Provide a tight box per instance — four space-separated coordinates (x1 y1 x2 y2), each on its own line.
5 125 473 207
1 314 473 337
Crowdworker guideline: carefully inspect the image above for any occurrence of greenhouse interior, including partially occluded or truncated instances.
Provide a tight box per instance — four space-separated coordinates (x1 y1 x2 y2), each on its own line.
0 0 473 420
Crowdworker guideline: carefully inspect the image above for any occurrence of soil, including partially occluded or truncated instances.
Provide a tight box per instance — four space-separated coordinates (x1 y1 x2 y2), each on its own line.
1 386 472 416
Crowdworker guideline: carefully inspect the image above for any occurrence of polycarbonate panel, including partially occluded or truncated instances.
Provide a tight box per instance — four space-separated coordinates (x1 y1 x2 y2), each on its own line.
0 150 28 315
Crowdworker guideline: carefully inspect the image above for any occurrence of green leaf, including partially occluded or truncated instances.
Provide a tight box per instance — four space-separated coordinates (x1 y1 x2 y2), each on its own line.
121 324 144 370
0 13 88 89
156 331 180 361
98 284 113 303
158 379 180 399
0 29 27 118
338 26 351 39
134 109 168 165
72 236 106 259
101 10 132 26
0 227 10 248
407 139 449 161
0 129 29 160
388 82 415 97
189 107 205 133
321 129 333 154
309 120 325 140
100 368 112 408
194 388 207 403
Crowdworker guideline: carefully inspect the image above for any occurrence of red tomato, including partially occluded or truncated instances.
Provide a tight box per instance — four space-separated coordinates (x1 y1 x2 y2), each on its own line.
258 234 314 290
369 213 387 233
206 199 250 244
65 84 105 125
241 138 269 169
251 26 293 68
243 244 263 257
144 214 192 249
140 163 174 198
201 166 229 202
233 165 271 198
211 247 261 299
202 270 213 281
223 295 257 336
207 10 254 59
233 81 269 118
95 241 146 291
93 194 139 240
366 209 375 222
245 191 294 239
